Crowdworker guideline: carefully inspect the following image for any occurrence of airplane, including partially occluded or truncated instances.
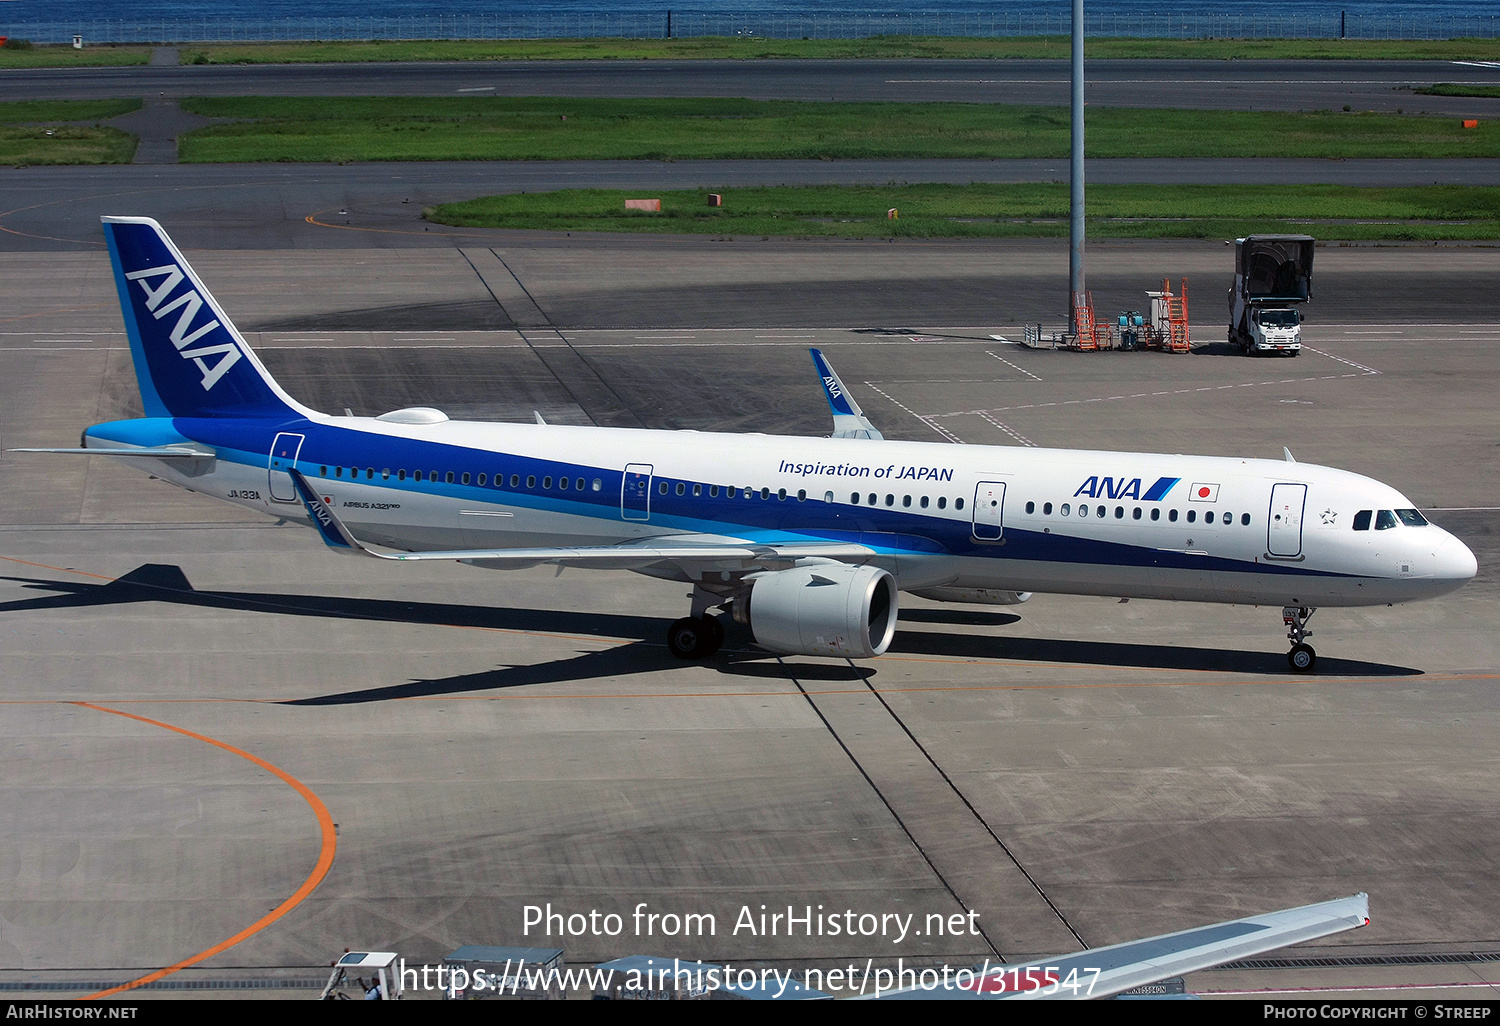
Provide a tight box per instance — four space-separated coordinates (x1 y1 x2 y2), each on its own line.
16 217 1478 672
869 892 1370 1000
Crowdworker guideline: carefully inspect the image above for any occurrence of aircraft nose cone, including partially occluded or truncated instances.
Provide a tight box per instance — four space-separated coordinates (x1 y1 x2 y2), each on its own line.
1436 531 1479 586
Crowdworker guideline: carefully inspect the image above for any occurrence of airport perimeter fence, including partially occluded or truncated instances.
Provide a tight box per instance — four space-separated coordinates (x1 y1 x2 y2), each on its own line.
4 10 1500 46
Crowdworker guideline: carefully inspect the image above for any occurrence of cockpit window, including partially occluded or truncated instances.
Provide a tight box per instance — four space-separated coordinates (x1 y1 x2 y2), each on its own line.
1375 509 1398 530
1395 509 1429 527
1353 510 1372 531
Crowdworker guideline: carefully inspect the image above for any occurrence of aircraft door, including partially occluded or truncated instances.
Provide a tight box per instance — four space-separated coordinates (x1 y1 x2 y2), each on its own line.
1268 482 1307 557
621 463 653 521
971 480 1006 541
268 432 305 503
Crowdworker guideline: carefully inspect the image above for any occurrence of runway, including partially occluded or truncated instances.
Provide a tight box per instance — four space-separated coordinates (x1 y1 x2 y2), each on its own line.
5 57 1500 116
3 55 1500 1001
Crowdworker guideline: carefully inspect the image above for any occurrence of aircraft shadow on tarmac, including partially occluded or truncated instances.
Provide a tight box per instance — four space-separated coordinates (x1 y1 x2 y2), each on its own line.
0 563 1421 705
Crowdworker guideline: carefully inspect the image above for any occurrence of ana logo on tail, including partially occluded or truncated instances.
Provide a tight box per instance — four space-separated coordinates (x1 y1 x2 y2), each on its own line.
124 264 241 391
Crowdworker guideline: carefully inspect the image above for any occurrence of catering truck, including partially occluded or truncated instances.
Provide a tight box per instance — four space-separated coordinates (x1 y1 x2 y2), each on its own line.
1229 234 1314 356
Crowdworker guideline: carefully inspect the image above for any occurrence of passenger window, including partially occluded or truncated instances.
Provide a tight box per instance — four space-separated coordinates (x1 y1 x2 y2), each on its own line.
477 473 485 486
527 475 536 488
1061 503 1070 516
902 495 911 508
761 488 770 500
868 493 877 505
562 477 572 490
1150 508 1159 521
1205 511 1214 524
593 478 602 492
1376 509 1398 530
778 488 787 501
1169 509 1178 522
1241 513 1250 526
798 490 807 502
658 482 667 494
693 484 702 497
461 472 470 485
1132 507 1141 520
956 498 964 510
1025 501 1035 514
823 491 833 503
1187 509 1197 523
938 497 947 510
885 494 894 507
675 482 685 495
921 496 930 509
543 476 553 489
382 469 390 480
1114 506 1123 519
851 493 861 504
1078 504 1088 518
577 478 585 491
335 466 343 478
510 474 520 488
1096 505 1106 518
1043 502 1053 515
414 470 424 482
397 469 406 481
709 485 718 497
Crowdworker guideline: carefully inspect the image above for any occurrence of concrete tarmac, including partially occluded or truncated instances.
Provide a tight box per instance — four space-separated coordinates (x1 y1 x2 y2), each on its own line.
1 233 1498 997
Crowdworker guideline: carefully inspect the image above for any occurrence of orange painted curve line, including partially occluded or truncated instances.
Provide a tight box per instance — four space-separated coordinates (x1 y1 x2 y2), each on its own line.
74 702 337 1000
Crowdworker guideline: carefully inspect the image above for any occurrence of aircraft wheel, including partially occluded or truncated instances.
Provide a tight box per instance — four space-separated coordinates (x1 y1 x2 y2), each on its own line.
700 615 725 657
667 617 705 659
1288 643 1316 673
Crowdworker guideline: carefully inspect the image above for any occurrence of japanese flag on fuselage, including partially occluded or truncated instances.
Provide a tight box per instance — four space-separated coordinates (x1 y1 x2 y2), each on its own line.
1189 482 1220 502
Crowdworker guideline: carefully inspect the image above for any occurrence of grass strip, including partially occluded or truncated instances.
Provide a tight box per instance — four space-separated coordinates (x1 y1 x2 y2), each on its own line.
0 125 138 165
178 96 1500 163
428 183 1500 241
0 43 151 68
173 36 1500 64
0 99 141 124
1417 83 1500 99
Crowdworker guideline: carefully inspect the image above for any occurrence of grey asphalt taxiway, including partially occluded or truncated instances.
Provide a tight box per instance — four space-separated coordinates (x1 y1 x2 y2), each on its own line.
2 220 1500 999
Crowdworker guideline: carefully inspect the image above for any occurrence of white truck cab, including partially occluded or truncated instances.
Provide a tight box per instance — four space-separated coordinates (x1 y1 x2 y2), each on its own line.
1230 235 1314 357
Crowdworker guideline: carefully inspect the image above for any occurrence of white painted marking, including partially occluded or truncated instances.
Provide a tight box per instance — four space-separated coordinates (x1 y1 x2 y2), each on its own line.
976 411 1037 447
984 350 1042 380
863 381 964 444
456 86 496 92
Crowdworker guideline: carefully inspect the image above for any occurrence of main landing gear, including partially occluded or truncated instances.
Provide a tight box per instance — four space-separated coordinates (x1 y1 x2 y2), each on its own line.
666 584 730 659
1283 605 1316 672
666 615 725 659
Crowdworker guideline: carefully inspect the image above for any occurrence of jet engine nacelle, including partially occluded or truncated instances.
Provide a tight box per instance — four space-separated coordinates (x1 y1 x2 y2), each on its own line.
910 586 1032 605
745 564 898 659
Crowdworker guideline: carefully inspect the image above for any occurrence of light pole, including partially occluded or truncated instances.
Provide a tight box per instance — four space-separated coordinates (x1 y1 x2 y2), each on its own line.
1069 0 1085 332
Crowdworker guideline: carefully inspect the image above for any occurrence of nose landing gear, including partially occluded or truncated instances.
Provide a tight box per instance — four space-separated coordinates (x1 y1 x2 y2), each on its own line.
1283 606 1316 672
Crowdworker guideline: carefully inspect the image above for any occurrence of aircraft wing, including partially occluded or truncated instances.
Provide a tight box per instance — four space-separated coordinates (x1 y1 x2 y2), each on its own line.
811 348 883 440
289 469 874 570
10 446 213 460
873 893 1369 1000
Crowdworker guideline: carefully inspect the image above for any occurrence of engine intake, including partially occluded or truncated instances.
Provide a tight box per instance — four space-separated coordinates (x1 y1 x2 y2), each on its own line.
746 564 898 659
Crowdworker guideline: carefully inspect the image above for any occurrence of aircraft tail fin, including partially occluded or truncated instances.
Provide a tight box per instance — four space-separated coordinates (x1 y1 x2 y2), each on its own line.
102 216 311 421
810 348 883 440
